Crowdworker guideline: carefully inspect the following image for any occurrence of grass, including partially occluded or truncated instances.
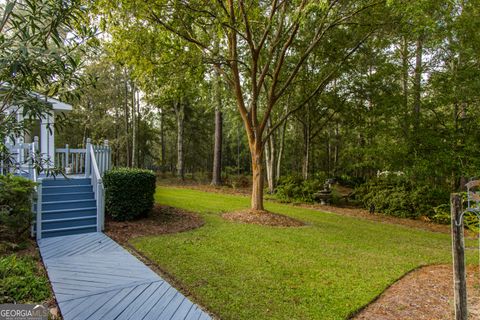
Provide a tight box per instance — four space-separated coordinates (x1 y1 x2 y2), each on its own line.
131 187 478 320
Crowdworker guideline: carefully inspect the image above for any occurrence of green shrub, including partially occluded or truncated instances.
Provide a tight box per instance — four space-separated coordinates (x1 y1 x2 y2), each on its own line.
104 168 156 221
355 176 448 219
0 175 36 241
0 255 50 303
226 175 251 189
334 174 365 188
276 173 327 203
432 194 480 233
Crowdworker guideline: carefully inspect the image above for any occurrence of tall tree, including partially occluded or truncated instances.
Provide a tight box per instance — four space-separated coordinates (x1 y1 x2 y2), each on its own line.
0 0 93 158
211 68 223 186
99 0 382 211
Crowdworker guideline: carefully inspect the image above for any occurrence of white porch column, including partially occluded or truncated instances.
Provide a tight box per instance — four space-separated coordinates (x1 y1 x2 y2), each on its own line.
15 109 25 165
40 114 55 167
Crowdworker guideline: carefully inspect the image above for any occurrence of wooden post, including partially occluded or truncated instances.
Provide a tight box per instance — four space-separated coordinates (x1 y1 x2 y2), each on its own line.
104 140 110 172
85 138 91 178
96 179 103 232
65 144 70 171
36 181 43 241
451 193 468 320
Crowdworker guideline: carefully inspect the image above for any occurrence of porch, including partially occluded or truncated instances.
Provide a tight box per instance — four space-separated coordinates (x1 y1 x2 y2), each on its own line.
2 137 112 240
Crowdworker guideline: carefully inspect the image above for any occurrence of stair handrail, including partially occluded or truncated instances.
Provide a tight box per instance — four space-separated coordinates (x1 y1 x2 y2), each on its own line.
30 136 40 239
31 136 38 183
87 138 105 232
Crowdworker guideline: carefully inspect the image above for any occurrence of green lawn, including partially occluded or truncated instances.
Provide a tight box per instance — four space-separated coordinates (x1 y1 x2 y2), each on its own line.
131 187 477 320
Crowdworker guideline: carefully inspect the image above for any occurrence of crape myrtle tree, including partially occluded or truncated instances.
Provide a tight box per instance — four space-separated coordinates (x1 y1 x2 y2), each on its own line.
99 0 383 211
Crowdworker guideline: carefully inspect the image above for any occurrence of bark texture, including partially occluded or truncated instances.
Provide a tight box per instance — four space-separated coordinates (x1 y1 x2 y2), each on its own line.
211 109 223 185
174 101 185 179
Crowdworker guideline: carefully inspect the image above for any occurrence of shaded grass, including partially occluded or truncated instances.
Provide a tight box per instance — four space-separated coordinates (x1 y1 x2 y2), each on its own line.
131 187 477 320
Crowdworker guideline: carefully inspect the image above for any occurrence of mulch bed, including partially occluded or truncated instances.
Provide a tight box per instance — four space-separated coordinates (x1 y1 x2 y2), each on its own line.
353 264 480 320
222 209 306 227
105 205 204 243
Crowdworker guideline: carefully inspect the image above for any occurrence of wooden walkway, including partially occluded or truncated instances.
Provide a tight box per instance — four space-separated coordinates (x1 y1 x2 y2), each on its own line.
38 232 211 320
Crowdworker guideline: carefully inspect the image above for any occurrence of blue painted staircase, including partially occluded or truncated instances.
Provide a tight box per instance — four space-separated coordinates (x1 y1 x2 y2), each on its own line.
38 178 98 238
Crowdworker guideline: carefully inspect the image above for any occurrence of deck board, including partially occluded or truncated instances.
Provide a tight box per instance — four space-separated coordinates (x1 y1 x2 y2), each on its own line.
38 232 211 320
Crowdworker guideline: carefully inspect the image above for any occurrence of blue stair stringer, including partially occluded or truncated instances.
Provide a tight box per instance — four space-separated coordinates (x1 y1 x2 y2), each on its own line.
38 178 97 238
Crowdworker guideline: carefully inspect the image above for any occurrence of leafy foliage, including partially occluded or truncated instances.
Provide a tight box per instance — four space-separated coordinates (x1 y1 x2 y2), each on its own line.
355 176 448 219
432 194 480 233
104 167 156 221
275 174 327 203
0 0 94 138
0 255 50 304
0 175 35 242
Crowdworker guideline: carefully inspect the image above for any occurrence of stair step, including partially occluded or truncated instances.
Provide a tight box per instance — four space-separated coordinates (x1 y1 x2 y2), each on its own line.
42 178 91 186
42 216 97 231
43 192 94 202
41 225 97 238
42 185 93 194
42 207 97 220
42 199 96 211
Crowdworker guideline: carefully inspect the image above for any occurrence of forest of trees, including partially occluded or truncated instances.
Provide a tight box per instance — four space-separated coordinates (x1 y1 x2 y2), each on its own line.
16 0 479 214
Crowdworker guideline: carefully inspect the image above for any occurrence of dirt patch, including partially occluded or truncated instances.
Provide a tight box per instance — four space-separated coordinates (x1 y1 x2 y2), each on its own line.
222 209 306 227
353 265 480 320
105 205 204 243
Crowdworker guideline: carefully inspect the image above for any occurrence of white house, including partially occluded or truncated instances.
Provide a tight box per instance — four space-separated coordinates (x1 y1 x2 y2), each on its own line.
5 95 73 164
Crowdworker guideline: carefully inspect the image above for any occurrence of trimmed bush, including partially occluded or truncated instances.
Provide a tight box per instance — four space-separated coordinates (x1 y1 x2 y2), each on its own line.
355 176 448 219
0 175 36 241
104 168 156 221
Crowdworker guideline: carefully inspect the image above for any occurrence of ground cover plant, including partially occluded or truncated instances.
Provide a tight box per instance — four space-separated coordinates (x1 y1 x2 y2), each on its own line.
131 187 478 320
0 254 50 304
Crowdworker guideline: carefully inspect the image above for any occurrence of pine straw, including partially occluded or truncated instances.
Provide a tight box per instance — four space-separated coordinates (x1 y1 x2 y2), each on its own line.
105 205 204 243
352 265 480 320
222 209 306 227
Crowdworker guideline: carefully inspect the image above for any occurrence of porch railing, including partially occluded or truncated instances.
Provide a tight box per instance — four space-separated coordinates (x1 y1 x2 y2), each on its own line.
55 146 86 175
1 140 36 179
85 138 107 231
54 139 111 176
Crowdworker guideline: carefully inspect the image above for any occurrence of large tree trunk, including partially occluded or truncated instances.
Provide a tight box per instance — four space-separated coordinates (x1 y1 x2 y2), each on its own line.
264 128 275 194
401 36 409 129
413 34 423 129
250 143 264 211
123 71 130 167
160 109 166 173
131 86 137 168
333 123 339 175
302 123 310 180
275 118 287 182
114 105 119 166
211 108 223 185
211 65 223 185
174 101 185 179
